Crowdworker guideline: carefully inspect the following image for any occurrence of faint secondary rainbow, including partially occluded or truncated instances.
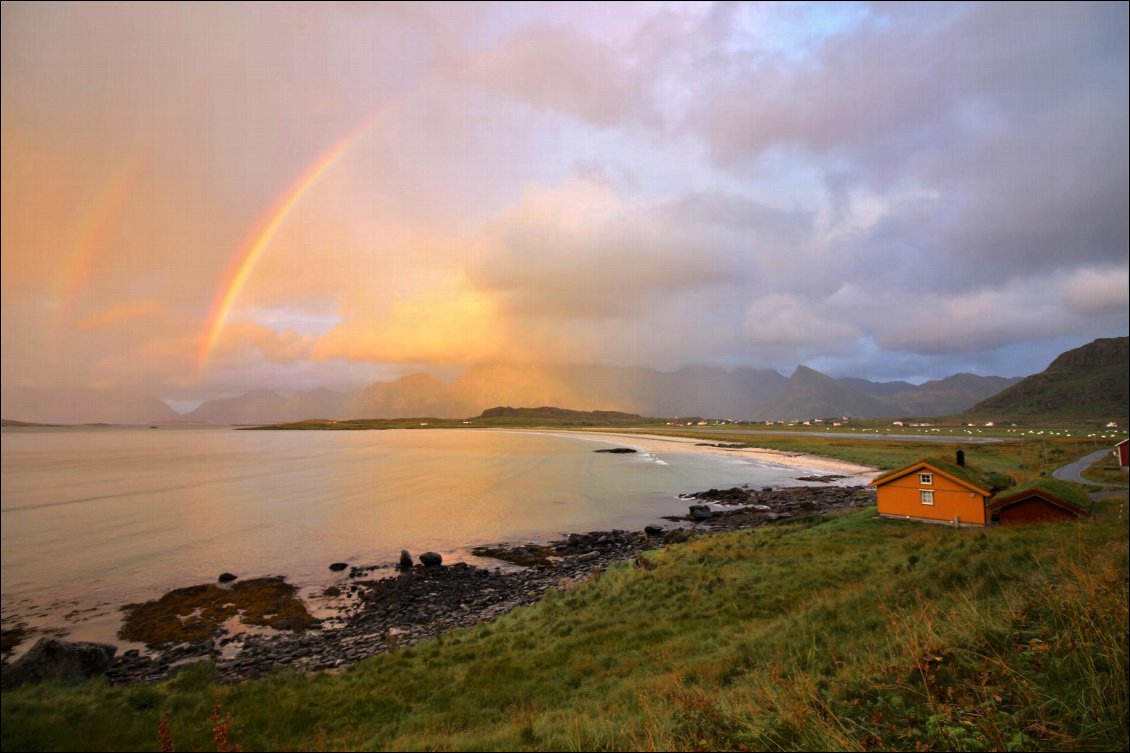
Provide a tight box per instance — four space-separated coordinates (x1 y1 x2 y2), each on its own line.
194 121 373 378
50 157 143 341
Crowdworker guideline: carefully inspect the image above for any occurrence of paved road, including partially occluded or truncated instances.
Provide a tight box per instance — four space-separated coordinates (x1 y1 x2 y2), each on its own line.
1053 448 1127 488
669 428 1003 444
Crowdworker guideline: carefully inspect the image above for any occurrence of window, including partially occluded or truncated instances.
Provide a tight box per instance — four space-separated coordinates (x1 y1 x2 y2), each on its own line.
920 490 935 506
919 473 933 485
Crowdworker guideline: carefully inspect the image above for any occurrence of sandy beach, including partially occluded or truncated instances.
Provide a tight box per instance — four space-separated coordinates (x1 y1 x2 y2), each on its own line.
504 429 881 482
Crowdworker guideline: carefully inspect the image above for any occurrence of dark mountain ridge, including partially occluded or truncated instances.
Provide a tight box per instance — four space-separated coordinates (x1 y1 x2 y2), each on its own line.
968 337 1128 420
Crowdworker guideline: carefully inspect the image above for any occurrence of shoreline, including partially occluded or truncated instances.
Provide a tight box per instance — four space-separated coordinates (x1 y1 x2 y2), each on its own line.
2 430 880 685
5 483 877 686
498 428 881 480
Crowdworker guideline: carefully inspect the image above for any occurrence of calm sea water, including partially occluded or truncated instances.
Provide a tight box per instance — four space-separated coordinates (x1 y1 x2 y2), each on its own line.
1 426 823 649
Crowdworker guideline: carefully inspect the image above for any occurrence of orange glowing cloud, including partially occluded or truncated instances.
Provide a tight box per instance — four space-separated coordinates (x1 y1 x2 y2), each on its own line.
76 298 165 332
313 283 503 364
207 321 318 364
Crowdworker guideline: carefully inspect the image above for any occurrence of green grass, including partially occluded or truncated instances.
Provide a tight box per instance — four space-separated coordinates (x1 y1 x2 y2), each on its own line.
611 425 1128 484
4 502 1126 751
1081 451 1129 486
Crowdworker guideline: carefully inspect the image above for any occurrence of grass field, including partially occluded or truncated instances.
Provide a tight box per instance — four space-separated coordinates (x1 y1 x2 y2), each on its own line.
1081 451 1129 486
3 499 1126 752
610 426 1121 484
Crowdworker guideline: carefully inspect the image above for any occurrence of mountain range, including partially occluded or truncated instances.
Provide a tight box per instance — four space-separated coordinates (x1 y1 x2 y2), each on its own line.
7 337 1125 425
179 362 1020 424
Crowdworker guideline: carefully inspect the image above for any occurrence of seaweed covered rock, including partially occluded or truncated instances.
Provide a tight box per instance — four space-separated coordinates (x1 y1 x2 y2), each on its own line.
1 637 116 688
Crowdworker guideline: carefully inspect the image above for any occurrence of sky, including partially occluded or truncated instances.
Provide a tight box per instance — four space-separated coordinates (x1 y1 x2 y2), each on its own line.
2 1 1127 410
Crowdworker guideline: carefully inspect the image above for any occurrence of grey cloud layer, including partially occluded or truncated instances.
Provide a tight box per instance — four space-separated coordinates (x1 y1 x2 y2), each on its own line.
461 2 1127 372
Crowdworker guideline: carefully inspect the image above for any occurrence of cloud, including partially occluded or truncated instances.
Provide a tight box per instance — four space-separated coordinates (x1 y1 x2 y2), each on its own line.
2 2 1126 409
313 280 503 364
742 294 860 352
468 178 746 320
845 272 1128 356
1062 266 1130 316
684 1 1128 295
464 24 655 126
75 299 166 331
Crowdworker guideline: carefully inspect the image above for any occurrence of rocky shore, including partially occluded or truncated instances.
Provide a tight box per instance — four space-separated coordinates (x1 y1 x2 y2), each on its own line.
4 484 875 687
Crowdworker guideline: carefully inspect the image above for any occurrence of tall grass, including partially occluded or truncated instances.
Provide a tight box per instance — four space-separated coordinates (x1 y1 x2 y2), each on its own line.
3 502 1126 751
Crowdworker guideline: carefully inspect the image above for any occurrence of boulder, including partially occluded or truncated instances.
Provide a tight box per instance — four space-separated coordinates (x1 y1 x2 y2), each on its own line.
689 504 713 520
418 551 443 567
328 562 349 572
217 572 238 583
644 525 664 537
398 550 414 570
593 447 637 454
1 637 116 688
664 529 692 544
577 550 601 562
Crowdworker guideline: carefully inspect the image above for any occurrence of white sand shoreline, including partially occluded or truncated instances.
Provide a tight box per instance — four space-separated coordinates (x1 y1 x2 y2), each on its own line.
501 429 881 483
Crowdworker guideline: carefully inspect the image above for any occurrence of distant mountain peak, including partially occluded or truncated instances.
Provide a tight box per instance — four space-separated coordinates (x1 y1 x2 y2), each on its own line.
170 358 1046 425
968 337 1128 419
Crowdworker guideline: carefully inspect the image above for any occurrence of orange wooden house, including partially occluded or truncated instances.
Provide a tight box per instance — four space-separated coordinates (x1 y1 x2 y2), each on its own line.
870 454 1001 527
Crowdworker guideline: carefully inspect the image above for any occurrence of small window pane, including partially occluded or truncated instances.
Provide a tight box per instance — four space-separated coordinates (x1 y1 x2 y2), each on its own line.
920 473 933 485
920 490 935 505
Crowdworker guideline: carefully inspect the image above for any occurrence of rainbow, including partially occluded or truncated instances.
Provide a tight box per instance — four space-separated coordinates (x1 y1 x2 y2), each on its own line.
50 159 142 340
51 74 214 343
194 122 372 377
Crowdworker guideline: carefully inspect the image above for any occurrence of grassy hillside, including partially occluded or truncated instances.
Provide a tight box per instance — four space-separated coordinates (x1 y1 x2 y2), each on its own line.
252 407 664 430
968 337 1128 421
3 502 1126 751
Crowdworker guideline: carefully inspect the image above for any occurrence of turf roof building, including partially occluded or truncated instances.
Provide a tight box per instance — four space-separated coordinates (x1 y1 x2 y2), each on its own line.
987 478 1091 525
869 452 1007 527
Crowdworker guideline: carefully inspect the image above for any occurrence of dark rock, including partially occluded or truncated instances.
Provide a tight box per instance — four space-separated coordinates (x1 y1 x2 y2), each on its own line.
684 487 750 505
328 562 349 572
664 529 692 544
217 572 237 583
1 637 116 688
98 485 875 686
419 551 443 567
689 504 713 520
593 447 637 454
398 550 414 570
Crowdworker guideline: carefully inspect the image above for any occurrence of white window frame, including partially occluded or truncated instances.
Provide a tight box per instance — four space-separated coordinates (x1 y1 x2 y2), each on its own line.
919 473 933 485
920 490 935 505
